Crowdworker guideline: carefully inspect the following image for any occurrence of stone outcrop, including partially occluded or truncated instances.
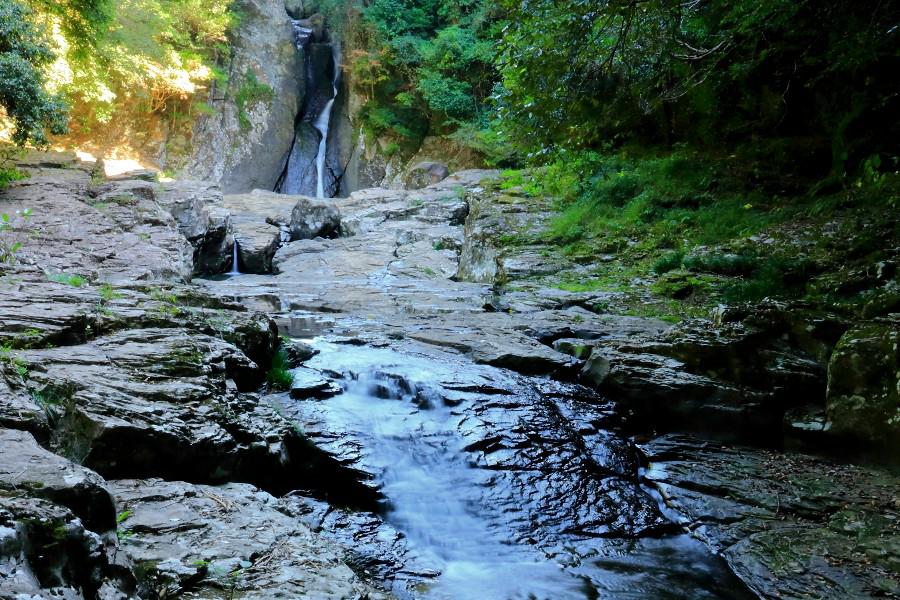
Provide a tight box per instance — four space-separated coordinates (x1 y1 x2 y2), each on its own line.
223 189 340 272
826 320 900 449
578 315 825 439
402 161 450 190
157 180 233 274
0 428 135 599
0 156 372 597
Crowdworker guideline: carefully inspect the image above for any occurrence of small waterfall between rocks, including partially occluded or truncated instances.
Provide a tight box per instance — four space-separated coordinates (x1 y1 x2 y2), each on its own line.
228 240 241 276
277 19 342 198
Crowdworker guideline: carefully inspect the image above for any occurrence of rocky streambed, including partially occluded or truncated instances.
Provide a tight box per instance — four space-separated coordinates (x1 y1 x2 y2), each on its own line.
0 151 897 599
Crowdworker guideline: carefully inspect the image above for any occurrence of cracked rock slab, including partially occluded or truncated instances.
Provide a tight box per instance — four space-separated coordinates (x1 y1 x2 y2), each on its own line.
110 479 379 599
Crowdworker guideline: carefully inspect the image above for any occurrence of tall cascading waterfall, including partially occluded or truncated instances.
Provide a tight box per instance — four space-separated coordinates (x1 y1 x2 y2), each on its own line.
276 19 342 198
314 43 340 198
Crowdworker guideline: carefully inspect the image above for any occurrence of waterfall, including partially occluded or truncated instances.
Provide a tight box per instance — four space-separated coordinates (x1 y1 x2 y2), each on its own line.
276 22 342 198
314 43 340 198
228 240 241 276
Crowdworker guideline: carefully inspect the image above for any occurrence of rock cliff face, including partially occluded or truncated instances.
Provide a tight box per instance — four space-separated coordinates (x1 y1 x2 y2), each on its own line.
185 0 304 193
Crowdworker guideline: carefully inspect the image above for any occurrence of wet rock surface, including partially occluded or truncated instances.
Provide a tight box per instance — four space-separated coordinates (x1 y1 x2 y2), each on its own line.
266 341 750 599
640 435 900 599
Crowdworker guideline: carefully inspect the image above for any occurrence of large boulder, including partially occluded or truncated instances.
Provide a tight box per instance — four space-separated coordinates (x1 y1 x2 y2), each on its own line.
0 429 116 532
291 195 341 239
234 221 282 273
157 180 233 275
578 317 824 440
0 429 135 598
402 161 450 190
826 321 900 449
284 0 304 18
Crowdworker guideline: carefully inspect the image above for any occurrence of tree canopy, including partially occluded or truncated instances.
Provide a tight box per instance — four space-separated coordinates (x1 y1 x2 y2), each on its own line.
0 0 67 146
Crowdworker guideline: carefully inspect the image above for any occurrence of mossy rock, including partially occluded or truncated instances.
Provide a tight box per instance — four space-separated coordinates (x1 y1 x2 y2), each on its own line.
825 322 900 450
651 270 713 299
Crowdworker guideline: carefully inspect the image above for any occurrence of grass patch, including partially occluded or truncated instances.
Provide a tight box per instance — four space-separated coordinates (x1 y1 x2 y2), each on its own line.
48 273 87 287
99 284 121 303
720 257 816 303
542 151 777 253
266 348 293 391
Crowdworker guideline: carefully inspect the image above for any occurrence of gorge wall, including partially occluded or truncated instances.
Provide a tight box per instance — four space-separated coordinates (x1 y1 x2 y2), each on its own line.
184 0 304 193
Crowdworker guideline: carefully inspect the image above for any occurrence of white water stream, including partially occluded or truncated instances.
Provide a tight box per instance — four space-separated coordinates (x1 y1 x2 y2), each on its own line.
228 240 241 276
314 44 340 198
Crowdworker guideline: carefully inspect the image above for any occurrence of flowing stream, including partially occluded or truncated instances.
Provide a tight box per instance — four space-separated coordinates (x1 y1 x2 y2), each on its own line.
283 341 754 600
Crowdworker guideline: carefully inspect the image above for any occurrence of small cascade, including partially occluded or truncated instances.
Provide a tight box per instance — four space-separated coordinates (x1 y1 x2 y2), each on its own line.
314 44 340 198
228 240 241 276
290 19 314 47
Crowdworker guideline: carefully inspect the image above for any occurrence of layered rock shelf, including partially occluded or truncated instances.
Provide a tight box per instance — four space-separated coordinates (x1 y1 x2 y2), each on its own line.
0 150 897 599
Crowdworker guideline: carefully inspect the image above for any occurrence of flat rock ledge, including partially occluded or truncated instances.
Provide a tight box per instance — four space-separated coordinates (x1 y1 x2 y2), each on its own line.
640 434 900 599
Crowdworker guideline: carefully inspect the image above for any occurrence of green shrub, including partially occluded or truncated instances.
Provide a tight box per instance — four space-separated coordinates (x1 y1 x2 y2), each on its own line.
0 168 27 189
653 251 684 275
720 257 816 303
48 273 87 287
682 253 758 277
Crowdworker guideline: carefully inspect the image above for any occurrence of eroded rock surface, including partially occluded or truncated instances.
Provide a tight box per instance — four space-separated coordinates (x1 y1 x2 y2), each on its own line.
110 479 378 599
0 428 135 599
641 435 900 599
0 157 371 598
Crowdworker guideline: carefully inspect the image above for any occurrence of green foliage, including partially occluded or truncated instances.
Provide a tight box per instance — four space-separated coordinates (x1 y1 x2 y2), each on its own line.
0 0 69 146
0 167 26 188
720 258 815 303
347 0 497 144
27 0 113 53
0 344 28 379
30 0 237 137
234 71 274 131
0 206 31 264
98 283 121 303
266 348 293 391
47 273 87 287
493 0 899 172
653 251 685 275
541 150 773 251
116 510 134 542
